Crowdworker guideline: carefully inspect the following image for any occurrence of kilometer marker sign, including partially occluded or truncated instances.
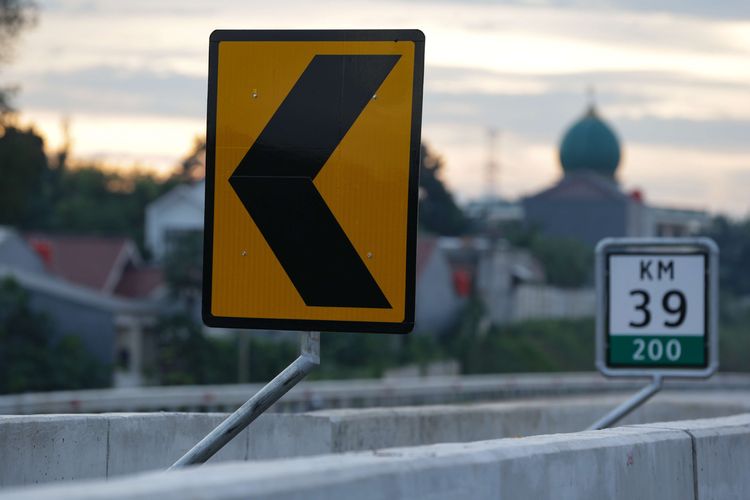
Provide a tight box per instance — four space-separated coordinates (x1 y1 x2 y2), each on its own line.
596 238 719 378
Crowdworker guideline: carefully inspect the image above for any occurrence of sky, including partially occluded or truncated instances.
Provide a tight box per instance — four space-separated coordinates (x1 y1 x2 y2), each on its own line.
5 0 750 216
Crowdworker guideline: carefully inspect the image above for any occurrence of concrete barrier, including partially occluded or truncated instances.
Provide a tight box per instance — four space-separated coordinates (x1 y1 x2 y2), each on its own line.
0 415 108 486
1 391 749 488
5 415 750 499
634 414 750 500
2 372 750 415
0 414 249 488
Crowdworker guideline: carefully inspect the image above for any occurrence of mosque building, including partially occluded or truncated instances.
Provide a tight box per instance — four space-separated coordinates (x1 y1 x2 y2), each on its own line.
520 103 710 246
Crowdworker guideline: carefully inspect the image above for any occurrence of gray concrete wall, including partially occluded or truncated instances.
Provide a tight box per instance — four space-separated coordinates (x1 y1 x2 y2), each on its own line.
633 414 750 500
1 391 749 488
0 413 249 488
4 372 750 415
3 413 750 500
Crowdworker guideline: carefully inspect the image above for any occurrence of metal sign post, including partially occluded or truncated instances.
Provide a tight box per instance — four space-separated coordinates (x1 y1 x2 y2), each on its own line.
170 331 319 469
587 375 662 430
589 237 719 430
172 30 424 468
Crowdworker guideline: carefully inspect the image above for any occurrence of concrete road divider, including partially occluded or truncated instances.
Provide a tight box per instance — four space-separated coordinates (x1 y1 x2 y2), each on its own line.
4 414 749 499
633 414 750 500
3 372 750 415
0 391 748 488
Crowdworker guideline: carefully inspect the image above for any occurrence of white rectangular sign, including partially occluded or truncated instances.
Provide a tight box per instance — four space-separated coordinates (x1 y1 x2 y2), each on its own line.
596 237 718 379
609 255 705 337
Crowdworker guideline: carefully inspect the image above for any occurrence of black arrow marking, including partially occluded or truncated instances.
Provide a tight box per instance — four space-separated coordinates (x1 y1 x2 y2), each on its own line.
230 54 400 308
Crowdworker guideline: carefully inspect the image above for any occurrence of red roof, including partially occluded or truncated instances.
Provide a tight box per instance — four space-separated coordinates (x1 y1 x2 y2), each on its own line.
25 235 135 292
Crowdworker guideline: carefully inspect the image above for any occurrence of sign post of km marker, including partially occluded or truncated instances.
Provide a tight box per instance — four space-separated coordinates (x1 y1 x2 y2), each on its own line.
171 30 425 468
589 237 719 430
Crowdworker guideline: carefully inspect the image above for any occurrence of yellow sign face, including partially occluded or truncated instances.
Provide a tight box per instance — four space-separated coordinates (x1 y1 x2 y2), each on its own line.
203 30 424 333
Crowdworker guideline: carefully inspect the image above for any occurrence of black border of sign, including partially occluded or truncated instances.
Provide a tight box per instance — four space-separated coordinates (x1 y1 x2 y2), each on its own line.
201 29 425 334
604 250 710 369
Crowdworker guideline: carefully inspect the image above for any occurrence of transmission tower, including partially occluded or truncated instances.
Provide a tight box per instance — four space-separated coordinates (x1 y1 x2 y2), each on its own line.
485 128 499 202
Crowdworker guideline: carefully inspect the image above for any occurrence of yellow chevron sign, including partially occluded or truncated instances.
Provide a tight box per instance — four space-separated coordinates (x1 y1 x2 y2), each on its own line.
202 30 424 333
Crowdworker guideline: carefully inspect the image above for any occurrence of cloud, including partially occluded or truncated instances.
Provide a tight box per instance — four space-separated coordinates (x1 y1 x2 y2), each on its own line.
9 0 750 216
561 0 750 21
409 0 750 21
617 117 750 152
426 66 550 95
425 65 750 152
15 66 206 118
621 143 750 215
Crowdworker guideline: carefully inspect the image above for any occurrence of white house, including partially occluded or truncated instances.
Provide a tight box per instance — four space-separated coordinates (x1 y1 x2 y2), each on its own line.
145 181 205 260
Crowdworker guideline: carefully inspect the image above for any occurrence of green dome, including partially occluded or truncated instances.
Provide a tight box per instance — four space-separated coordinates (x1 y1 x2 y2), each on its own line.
559 106 621 177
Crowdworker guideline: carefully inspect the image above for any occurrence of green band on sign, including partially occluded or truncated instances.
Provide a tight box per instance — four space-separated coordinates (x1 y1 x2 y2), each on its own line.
609 335 705 366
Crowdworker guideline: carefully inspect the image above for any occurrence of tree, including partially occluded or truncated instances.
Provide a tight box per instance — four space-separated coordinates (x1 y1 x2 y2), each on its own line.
154 232 213 384
45 166 171 248
506 224 593 287
0 130 173 247
529 236 593 287
418 143 469 236
0 278 108 394
151 314 235 386
163 229 203 311
0 126 48 226
704 216 750 296
174 136 206 182
0 0 37 117
0 3 48 226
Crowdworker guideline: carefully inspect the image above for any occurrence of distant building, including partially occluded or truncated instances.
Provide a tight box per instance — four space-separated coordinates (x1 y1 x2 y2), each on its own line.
145 181 204 261
465 198 524 228
0 228 166 388
25 234 164 298
0 226 46 274
465 103 711 324
522 104 710 245
414 236 469 334
419 235 594 326
0 264 160 387
474 239 546 325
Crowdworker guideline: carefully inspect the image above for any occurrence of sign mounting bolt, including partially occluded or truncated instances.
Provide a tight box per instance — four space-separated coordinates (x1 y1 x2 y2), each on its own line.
251 89 258 99
367 252 373 259
241 250 247 256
